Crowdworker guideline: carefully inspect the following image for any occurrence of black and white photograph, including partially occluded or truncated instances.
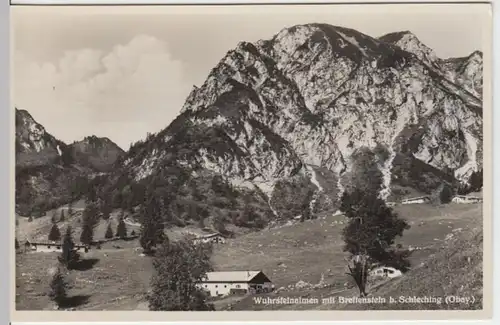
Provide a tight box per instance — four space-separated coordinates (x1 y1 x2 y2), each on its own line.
11 2 492 317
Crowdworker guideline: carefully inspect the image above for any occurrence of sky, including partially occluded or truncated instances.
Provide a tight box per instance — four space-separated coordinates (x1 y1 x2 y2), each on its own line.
11 4 489 150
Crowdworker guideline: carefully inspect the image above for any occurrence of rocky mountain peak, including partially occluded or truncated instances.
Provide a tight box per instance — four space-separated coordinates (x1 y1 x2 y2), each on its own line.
16 108 53 152
70 135 125 172
15 108 63 168
124 23 482 208
468 50 483 60
378 30 440 69
78 135 119 148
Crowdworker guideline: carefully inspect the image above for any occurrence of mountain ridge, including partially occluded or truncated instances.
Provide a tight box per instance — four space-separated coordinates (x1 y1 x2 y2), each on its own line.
15 24 483 229
15 107 125 214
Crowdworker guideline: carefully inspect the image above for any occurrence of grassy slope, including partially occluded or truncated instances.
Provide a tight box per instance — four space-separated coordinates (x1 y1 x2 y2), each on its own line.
222 203 483 311
341 215 483 310
15 202 482 311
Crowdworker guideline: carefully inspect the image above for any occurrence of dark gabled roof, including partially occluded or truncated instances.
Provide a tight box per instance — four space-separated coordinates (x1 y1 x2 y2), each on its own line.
195 232 224 239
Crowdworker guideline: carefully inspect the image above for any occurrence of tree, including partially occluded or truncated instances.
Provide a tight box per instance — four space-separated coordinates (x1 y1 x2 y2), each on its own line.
147 238 215 311
469 170 483 192
15 238 19 250
139 191 166 254
102 211 111 221
300 189 315 222
67 202 73 217
51 211 58 224
60 209 65 222
213 214 228 236
80 224 93 245
339 147 411 297
341 189 410 296
80 202 100 245
192 184 205 202
439 183 454 204
344 147 385 195
58 226 80 268
48 224 62 242
105 223 113 239
116 216 128 239
49 266 68 309
99 192 113 220
237 198 254 227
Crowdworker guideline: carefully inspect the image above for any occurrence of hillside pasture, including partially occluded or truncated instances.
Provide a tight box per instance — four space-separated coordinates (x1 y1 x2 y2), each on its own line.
15 201 483 311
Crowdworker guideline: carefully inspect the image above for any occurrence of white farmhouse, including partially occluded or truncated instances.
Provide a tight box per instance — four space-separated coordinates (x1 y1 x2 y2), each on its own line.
197 271 274 297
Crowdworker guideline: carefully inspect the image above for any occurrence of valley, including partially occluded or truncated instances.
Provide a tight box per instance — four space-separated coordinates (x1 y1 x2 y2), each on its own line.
16 200 482 311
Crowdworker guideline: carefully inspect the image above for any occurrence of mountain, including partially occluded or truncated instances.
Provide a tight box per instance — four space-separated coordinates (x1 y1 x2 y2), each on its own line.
378 31 442 71
22 23 482 229
15 109 70 168
69 136 124 172
15 108 124 215
441 51 483 99
379 31 483 100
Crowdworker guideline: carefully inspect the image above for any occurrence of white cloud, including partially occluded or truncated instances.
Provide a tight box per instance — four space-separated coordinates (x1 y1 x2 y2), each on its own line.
13 34 191 150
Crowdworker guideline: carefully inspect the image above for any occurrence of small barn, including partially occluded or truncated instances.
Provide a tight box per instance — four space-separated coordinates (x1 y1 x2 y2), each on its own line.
193 232 226 245
451 195 483 204
197 271 274 297
401 196 431 205
24 240 89 253
369 266 402 279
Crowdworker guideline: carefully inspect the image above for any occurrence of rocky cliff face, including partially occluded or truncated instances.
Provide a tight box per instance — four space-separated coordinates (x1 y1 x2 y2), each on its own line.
120 24 482 209
441 51 483 100
380 31 483 100
15 108 69 168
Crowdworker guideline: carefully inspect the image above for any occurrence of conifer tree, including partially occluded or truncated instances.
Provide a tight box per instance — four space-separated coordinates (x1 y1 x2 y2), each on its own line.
51 211 57 224
58 226 79 268
116 216 128 239
80 202 100 245
105 223 113 239
48 223 62 242
300 189 315 223
49 266 68 309
139 190 166 255
67 202 73 216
